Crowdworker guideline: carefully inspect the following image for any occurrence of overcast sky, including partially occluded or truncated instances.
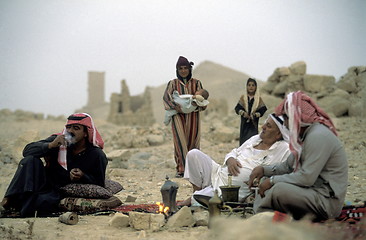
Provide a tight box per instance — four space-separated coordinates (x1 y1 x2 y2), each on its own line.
1 0 365 117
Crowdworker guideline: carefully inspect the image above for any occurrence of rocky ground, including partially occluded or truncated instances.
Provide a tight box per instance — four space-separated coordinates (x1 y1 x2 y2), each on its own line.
0 112 365 239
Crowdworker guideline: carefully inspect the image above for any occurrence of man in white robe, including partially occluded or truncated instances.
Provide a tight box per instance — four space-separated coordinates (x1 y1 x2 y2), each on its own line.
182 114 290 205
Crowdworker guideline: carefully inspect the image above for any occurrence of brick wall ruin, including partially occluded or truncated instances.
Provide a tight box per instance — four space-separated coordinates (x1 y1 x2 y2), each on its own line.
108 79 155 126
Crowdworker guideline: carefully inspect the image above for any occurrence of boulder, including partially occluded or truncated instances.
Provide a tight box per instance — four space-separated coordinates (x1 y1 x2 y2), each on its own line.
303 74 335 93
286 74 304 92
289 61 306 75
129 212 165 231
166 206 195 228
317 89 350 117
272 80 288 96
276 67 291 76
109 213 130 228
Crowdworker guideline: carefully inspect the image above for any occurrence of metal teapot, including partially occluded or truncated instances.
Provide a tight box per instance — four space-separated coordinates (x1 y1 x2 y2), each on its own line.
160 175 179 213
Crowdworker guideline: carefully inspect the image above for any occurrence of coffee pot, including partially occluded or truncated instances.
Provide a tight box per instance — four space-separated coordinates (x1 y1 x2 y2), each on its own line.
160 175 179 213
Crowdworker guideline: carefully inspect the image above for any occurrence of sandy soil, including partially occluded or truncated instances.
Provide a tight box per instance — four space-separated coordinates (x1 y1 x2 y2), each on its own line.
0 115 365 240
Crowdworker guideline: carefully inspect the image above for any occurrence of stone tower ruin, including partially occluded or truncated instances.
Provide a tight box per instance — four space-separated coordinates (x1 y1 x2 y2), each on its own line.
87 71 106 107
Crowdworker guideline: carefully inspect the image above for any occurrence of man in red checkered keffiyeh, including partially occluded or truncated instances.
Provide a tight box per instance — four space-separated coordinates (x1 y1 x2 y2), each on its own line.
275 91 337 171
0 113 108 217
249 91 347 221
57 113 104 170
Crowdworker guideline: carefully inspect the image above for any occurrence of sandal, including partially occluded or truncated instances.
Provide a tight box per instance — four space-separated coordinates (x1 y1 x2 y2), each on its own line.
193 194 211 208
175 172 184 178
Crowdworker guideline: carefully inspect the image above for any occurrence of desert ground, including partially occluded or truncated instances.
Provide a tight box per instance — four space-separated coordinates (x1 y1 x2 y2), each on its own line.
0 112 365 240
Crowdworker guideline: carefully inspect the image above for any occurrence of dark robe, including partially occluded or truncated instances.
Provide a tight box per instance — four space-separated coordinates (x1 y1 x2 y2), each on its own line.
235 97 267 146
4 135 107 217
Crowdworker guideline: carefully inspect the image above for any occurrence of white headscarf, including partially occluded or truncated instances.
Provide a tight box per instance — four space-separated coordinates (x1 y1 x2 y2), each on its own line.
269 113 289 142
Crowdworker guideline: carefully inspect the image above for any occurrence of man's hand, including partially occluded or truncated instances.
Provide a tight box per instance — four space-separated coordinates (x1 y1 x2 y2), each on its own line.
248 166 264 188
226 158 242 176
49 135 66 149
258 178 272 197
70 168 84 181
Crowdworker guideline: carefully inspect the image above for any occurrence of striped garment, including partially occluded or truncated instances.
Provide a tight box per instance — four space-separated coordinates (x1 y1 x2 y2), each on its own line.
163 78 205 174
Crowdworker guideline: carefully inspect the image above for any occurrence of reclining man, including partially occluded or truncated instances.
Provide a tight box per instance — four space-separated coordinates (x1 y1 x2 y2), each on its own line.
0 113 108 217
248 91 348 221
181 113 291 206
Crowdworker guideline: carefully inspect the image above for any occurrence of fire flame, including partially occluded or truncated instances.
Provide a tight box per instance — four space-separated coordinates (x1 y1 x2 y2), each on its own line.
156 202 169 214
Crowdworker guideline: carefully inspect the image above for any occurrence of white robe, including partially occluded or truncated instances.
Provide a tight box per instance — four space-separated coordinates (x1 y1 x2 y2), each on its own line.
184 134 291 200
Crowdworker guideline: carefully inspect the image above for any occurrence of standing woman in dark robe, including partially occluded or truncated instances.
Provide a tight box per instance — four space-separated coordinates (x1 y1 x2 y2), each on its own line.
235 78 267 146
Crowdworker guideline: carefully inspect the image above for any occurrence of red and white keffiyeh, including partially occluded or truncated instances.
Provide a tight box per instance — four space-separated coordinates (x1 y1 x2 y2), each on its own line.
275 91 337 171
57 113 104 170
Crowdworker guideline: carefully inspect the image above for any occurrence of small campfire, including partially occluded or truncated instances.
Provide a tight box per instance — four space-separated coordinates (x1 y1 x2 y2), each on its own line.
156 202 170 218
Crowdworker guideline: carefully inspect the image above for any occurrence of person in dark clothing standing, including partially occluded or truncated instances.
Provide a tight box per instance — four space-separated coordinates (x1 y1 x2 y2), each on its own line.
235 78 267 146
0 113 107 217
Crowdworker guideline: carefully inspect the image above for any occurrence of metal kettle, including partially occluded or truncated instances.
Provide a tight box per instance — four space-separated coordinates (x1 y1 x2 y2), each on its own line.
160 175 179 213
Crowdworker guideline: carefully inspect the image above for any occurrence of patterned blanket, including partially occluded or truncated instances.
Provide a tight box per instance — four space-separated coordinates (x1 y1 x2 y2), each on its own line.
112 204 159 214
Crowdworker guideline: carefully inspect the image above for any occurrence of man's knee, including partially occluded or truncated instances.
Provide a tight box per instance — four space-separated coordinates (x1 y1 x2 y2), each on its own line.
19 156 43 167
186 149 202 161
270 182 294 201
271 182 310 206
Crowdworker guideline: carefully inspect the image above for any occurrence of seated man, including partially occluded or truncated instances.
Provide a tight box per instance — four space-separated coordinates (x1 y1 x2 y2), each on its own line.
0 113 108 217
182 114 290 206
164 89 209 125
248 91 348 221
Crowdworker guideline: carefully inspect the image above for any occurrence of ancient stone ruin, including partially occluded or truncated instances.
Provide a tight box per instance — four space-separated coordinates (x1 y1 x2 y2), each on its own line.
76 71 109 119
87 71 106 108
108 79 155 126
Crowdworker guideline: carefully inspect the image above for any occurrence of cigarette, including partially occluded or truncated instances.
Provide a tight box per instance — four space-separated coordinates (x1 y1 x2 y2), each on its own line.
250 187 259 196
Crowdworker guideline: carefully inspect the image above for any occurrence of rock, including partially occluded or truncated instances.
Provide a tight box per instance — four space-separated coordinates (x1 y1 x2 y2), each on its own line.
317 89 350 117
125 195 137 202
272 80 288 96
147 134 164 146
107 149 132 169
276 67 291 76
193 210 208 226
286 74 304 92
303 74 335 93
348 100 365 117
337 75 358 93
129 212 165 231
289 61 306 75
166 206 195 228
261 81 277 94
109 213 130 228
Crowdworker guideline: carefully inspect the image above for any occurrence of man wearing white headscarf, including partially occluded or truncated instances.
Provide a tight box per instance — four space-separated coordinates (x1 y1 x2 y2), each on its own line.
248 91 348 221
181 114 290 206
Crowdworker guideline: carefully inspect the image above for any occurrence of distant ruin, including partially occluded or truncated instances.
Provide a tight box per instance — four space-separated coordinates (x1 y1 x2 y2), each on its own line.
76 71 109 120
108 79 155 126
76 72 156 125
87 71 106 107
